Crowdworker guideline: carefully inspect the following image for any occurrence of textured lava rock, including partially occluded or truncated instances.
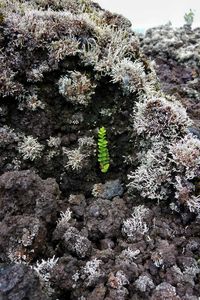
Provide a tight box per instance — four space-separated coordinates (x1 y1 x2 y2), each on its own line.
0 170 60 223
85 197 128 239
0 264 48 300
140 24 200 130
0 215 47 263
0 1 200 299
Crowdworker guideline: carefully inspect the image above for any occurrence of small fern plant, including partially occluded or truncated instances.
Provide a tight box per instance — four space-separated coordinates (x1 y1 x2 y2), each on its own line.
98 126 110 173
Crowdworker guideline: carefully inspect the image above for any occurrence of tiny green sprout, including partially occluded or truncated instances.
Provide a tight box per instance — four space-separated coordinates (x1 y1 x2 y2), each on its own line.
184 9 194 26
98 127 110 173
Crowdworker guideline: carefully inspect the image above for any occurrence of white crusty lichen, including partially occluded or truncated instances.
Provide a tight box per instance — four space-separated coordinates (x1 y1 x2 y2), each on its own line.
72 258 103 287
80 25 139 76
58 71 96 106
26 63 50 83
78 136 95 149
46 136 61 161
151 251 164 268
172 264 200 285
18 136 44 161
111 58 146 94
135 274 155 292
128 147 171 200
95 27 138 74
48 36 80 63
0 125 19 145
80 40 101 67
21 221 40 247
109 271 129 289
47 136 61 148
121 248 140 261
63 136 95 172
128 134 199 203
122 205 149 237
7 220 40 264
18 93 45 111
33 256 59 282
7 247 29 265
63 227 91 258
186 196 200 214
116 271 129 287
56 208 72 229
83 258 102 281
33 255 59 297
133 97 191 140
63 147 88 171
169 133 200 179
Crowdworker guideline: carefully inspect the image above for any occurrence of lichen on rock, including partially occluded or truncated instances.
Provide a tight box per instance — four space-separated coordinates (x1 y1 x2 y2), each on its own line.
0 1 200 299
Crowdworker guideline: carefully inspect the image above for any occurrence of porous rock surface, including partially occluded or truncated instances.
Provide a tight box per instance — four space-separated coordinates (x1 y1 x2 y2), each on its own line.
140 24 200 130
0 264 48 300
0 1 200 299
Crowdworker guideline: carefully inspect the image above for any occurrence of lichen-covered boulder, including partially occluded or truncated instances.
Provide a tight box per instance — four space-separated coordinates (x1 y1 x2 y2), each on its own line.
0 1 200 299
140 24 200 130
0 0 199 212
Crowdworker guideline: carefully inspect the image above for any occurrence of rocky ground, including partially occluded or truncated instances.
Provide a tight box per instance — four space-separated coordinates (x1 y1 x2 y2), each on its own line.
0 1 200 300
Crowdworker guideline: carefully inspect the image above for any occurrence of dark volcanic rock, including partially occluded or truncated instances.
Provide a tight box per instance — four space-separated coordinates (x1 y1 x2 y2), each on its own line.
140 24 200 130
0 264 48 300
0 215 47 263
0 170 60 223
85 197 128 239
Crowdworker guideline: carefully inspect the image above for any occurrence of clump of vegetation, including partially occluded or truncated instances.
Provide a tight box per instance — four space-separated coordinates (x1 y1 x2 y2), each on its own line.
58 71 96 106
184 9 194 27
98 127 110 173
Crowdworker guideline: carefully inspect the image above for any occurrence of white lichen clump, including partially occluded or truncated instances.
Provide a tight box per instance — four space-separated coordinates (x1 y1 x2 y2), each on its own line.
133 97 191 140
62 136 95 172
7 247 29 265
169 133 200 179
58 71 96 106
111 58 146 94
72 258 103 287
63 148 88 171
135 274 155 292
18 136 44 160
128 147 171 200
121 248 140 261
78 136 95 149
47 136 61 148
57 208 72 229
48 36 80 63
122 205 149 237
128 95 199 207
83 258 102 285
33 256 59 282
186 196 200 214
22 94 45 111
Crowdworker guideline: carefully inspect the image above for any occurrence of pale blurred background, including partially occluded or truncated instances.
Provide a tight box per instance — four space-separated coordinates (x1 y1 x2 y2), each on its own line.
95 0 200 32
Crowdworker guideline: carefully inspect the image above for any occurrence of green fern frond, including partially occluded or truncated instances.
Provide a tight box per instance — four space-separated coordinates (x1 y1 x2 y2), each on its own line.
98 126 110 173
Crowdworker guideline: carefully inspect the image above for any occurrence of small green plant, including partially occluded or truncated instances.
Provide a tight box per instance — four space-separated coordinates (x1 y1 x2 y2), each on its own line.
184 9 194 27
98 126 110 173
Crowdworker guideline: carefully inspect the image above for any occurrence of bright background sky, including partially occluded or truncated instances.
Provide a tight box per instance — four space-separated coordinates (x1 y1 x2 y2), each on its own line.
96 0 200 31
